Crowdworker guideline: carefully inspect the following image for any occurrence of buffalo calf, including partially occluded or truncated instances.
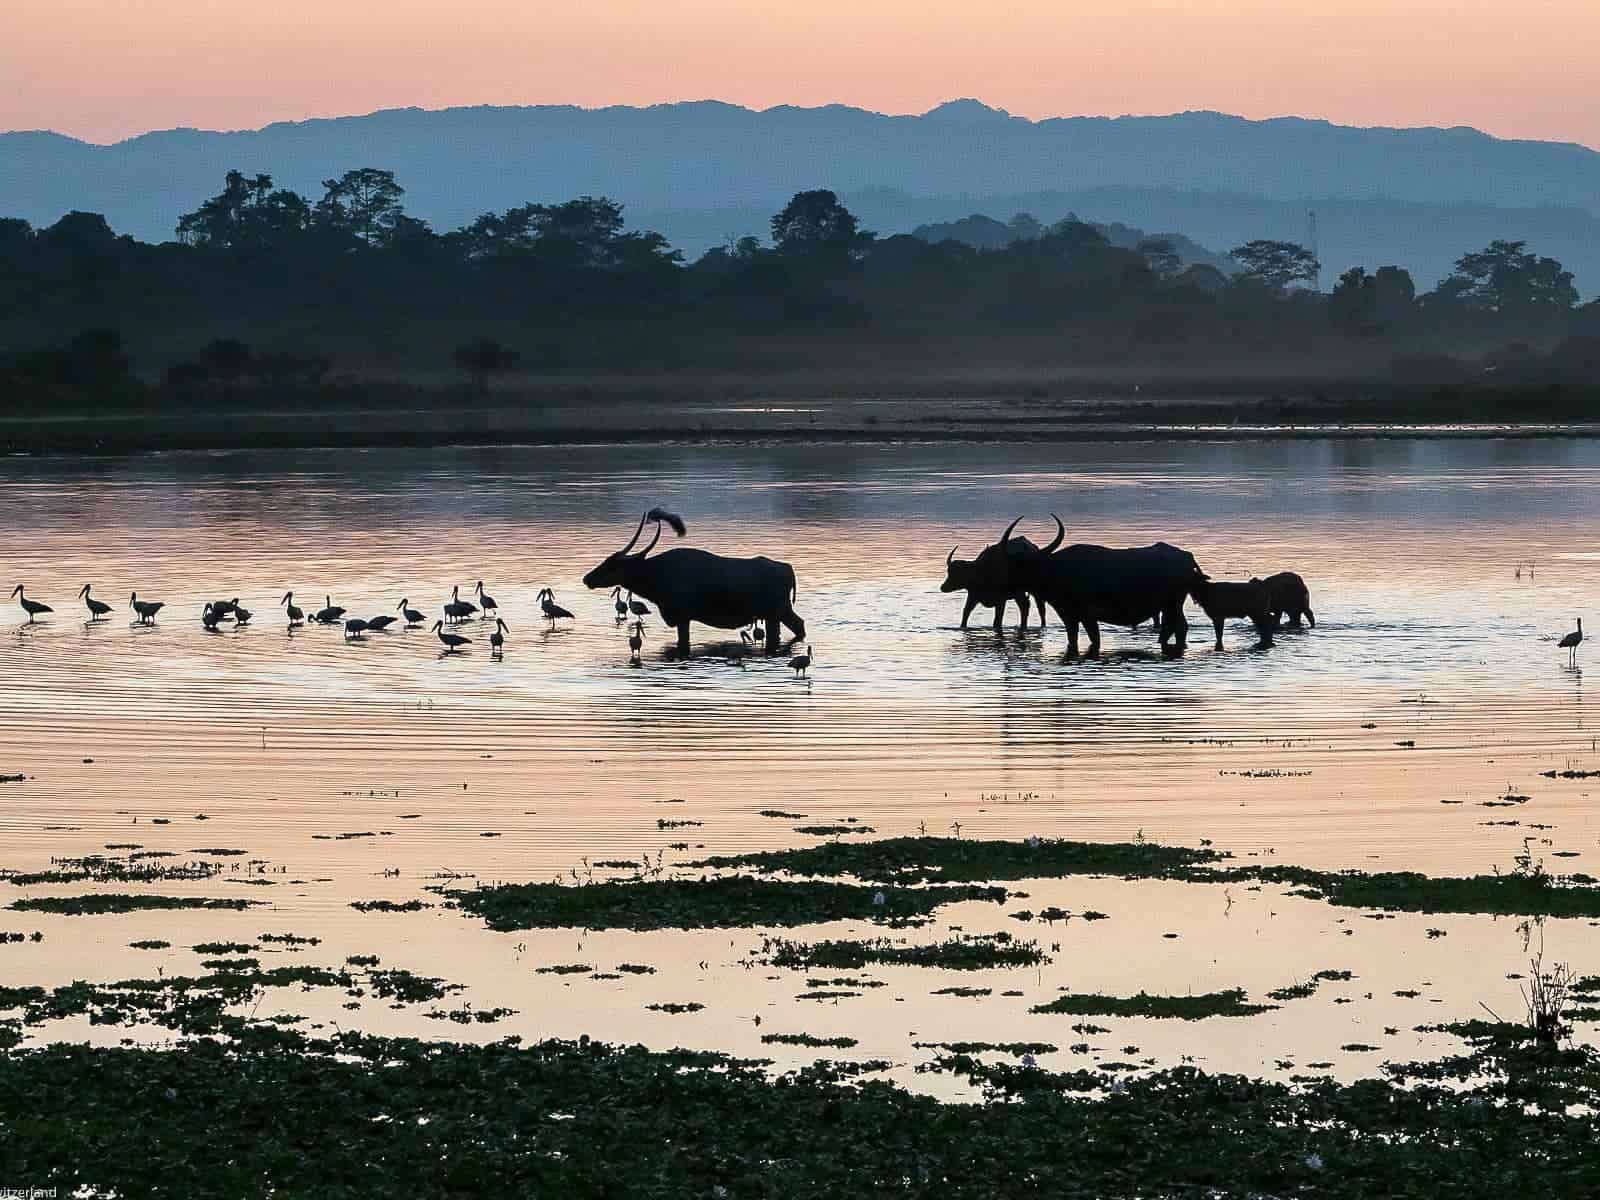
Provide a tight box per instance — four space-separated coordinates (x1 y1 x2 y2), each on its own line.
1190 578 1275 650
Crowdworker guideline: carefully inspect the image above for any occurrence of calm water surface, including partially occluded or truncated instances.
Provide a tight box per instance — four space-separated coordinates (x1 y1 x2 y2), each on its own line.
3 439 1599 1086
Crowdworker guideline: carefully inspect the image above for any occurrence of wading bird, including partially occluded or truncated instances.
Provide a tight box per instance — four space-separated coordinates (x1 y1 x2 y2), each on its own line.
397 599 426 626
78 584 112 622
628 619 645 664
444 585 478 624
129 592 165 625
208 598 238 620
789 643 813 678
201 604 226 631
232 604 253 626
490 618 509 658
475 580 498 616
433 619 471 654
610 586 629 621
1560 618 1583 666
365 614 397 633
628 591 652 618
538 588 574 625
344 617 369 640
10 585 52 623
314 595 345 624
281 592 304 626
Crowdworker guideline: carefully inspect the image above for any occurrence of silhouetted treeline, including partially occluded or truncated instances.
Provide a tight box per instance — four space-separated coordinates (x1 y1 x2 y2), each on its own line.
2 168 1598 408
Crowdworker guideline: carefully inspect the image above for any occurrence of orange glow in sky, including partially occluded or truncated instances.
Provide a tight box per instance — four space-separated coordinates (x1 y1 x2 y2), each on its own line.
3 0 1597 146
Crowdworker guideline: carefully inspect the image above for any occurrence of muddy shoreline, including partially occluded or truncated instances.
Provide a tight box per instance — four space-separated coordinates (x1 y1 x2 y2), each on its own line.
6 396 1600 457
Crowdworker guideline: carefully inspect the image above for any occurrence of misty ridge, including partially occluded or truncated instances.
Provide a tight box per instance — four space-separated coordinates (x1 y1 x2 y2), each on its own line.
5 99 1600 292
5 98 1600 432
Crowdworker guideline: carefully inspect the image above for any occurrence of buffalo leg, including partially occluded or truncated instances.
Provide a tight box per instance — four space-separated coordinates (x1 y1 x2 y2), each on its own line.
1065 617 1080 658
1212 615 1225 650
960 595 978 629
1016 593 1031 632
1083 618 1101 657
677 623 691 656
775 605 805 651
1305 607 1315 629
992 600 1005 632
1165 602 1189 649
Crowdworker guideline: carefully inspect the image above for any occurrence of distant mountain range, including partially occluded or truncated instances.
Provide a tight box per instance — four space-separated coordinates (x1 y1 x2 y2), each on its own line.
5 100 1600 292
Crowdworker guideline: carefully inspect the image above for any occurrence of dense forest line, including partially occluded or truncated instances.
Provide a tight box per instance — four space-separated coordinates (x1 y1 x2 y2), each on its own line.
2 166 1598 411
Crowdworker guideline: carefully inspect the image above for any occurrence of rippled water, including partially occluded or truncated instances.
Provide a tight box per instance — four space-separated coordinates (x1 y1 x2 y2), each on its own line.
4 438 1600 1083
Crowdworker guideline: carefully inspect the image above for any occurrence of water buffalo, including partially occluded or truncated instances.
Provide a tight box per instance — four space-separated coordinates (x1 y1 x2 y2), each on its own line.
1008 516 1202 656
1253 571 1315 629
1190 577 1276 649
582 508 805 656
940 518 1057 631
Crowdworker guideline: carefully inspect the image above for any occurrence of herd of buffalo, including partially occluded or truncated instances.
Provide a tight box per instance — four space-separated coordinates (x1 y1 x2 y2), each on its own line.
584 508 1313 658
939 516 1313 656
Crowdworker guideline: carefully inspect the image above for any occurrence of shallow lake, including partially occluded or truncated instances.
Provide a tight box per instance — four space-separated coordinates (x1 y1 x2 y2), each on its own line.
3 438 1599 1087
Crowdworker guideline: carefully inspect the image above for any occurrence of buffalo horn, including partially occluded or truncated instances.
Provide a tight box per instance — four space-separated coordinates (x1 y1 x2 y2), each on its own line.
619 510 651 555
946 546 958 568
1044 514 1065 555
1000 516 1023 547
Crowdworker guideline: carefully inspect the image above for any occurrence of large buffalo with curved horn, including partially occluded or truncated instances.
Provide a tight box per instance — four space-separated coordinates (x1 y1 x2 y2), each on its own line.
1010 515 1203 657
582 508 805 656
939 517 1058 631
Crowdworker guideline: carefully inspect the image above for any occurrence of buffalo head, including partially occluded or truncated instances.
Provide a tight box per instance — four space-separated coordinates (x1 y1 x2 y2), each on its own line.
583 507 687 590
940 546 976 593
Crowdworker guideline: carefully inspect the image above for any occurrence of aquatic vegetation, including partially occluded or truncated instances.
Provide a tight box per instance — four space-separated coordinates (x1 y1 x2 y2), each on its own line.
534 964 593 975
645 1002 704 1014
4 1029 1600 1197
426 1005 517 1024
615 963 656 975
199 958 260 970
762 931 1045 971
452 876 1006 932
914 1041 1058 1056
698 835 1223 884
758 810 808 819
193 942 257 955
1031 989 1275 1019
804 976 886 988
128 940 170 950
346 955 380 967
350 899 432 913
931 986 992 998
1249 865 1600 917
761 1032 859 1048
258 933 320 946
1267 970 1355 1002
365 970 460 1004
794 825 877 836
12 894 262 916
3 854 222 885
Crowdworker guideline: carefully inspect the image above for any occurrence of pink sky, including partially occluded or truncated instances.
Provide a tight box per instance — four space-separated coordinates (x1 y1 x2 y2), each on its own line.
4 0 1597 147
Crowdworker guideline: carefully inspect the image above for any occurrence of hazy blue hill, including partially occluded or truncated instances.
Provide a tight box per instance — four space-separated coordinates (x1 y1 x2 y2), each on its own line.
5 100 1599 289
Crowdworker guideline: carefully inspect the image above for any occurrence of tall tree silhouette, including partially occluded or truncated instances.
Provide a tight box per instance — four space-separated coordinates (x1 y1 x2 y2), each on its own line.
316 168 406 248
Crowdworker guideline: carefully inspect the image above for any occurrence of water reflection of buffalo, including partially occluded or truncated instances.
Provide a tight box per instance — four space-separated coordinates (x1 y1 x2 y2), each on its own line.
1008 516 1201 657
582 508 805 656
1190 577 1276 649
1254 571 1315 629
940 517 1053 631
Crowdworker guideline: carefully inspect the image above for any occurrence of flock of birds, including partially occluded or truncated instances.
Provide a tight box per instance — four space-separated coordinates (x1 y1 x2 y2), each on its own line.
8 581 815 675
